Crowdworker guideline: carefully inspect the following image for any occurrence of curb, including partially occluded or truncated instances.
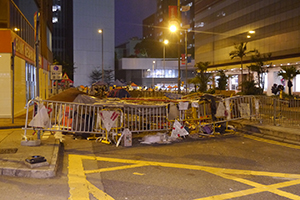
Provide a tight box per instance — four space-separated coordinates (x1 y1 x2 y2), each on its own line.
229 121 300 146
0 139 61 178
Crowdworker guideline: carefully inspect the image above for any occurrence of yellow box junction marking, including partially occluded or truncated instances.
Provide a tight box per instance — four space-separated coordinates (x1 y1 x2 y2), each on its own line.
244 134 300 150
68 154 300 200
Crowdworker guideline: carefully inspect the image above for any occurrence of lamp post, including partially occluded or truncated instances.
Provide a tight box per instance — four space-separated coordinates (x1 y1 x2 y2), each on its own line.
163 39 168 78
98 29 104 81
168 0 181 93
185 29 188 94
152 61 155 88
177 0 181 93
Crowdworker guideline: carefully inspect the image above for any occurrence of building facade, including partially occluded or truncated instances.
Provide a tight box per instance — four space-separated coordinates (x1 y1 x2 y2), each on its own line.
194 0 300 95
0 0 52 118
52 0 73 80
155 0 195 57
73 0 115 86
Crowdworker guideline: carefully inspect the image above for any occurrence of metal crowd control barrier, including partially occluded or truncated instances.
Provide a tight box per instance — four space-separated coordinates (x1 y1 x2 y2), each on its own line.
23 98 106 140
23 95 259 145
23 98 171 143
169 95 258 135
255 96 300 127
123 104 171 133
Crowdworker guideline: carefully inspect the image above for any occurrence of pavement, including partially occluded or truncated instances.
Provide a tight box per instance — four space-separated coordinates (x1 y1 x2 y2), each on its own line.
0 116 299 179
0 116 60 178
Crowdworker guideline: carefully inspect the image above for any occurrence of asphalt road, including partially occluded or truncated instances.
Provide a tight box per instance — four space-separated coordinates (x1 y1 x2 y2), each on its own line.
1 132 300 200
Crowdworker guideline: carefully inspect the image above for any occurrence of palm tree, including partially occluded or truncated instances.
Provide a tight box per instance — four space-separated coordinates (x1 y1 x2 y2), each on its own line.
248 52 272 90
193 61 212 92
216 70 231 90
229 42 256 92
278 66 300 96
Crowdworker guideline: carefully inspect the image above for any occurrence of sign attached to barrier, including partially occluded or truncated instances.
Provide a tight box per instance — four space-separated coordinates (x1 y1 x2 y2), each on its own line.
99 111 119 132
50 65 62 80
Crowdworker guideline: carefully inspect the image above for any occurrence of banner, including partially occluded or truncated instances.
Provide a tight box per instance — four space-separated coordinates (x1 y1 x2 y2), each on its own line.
181 54 186 65
169 6 178 20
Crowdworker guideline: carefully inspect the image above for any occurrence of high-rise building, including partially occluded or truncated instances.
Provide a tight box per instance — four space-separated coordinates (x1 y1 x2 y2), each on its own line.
143 14 156 40
52 0 73 80
73 0 115 86
0 0 53 118
194 0 300 94
155 0 195 57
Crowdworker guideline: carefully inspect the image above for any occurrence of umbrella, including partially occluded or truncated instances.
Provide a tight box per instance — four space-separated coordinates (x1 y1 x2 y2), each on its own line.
93 80 107 86
167 85 172 89
131 82 138 87
111 79 126 87
173 85 178 88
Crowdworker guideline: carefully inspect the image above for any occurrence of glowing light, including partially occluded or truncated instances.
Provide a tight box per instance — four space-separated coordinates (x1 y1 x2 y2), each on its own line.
169 25 177 32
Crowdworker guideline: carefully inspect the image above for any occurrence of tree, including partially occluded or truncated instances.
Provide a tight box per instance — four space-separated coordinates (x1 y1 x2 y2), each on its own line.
216 70 230 90
278 66 300 96
248 52 272 90
134 38 178 58
229 42 256 92
89 69 102 85
89 69 114 85
193 61 212 92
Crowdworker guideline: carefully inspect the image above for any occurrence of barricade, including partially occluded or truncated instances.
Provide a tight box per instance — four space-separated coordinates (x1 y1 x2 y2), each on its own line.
255 96 300 127
123 104 171 133
23 95 259 145
167 95 258 135
23 98 106 140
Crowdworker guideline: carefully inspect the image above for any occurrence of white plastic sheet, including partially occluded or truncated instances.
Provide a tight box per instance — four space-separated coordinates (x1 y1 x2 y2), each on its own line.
29 105 51 128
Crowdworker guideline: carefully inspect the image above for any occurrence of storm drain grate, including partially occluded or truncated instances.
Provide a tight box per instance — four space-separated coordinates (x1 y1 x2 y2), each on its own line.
0 148 18 154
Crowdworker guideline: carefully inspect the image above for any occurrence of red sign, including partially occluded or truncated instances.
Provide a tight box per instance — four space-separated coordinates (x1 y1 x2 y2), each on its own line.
181 54 186 65
168 6 178 20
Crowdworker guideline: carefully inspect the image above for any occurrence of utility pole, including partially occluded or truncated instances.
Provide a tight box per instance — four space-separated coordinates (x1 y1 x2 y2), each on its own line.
177 0 181 93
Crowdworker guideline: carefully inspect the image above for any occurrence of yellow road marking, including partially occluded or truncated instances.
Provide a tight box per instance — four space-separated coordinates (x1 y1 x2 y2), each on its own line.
133 172 145 176
85 163 147 174
68 155 114 200
244 134 300 149
68 155 300 200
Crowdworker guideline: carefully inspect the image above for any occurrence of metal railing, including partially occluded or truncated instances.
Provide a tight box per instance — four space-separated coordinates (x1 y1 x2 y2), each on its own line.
23 95 260 144
255 96 300 127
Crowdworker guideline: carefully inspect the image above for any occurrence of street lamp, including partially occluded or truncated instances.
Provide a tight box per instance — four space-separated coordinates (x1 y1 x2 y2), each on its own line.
152 61 155 88
168 0 181 93
184 29 188 94
163 39 169 78
98 29 104 81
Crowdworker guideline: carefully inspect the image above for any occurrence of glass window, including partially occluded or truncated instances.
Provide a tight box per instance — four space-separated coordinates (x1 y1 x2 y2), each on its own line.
25 62 36 102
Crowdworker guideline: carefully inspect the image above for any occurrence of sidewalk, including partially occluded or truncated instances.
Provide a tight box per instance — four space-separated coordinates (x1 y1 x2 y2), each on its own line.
0 116 60 178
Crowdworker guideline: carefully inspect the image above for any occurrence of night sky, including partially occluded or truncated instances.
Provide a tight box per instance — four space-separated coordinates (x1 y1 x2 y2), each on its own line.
115 0 157 46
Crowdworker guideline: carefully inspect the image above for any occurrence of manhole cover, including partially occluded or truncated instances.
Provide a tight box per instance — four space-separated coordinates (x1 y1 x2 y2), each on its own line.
0 148 18 154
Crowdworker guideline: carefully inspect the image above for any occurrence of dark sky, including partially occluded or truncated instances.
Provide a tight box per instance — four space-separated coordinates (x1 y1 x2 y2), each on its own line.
115 0 157 46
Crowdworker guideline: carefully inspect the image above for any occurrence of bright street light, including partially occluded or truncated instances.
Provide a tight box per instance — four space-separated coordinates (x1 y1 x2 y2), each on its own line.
169 25 177 32
163 40 169 78
98 29 104 81
152 61 156 88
